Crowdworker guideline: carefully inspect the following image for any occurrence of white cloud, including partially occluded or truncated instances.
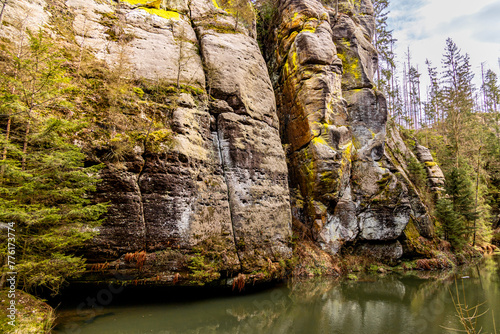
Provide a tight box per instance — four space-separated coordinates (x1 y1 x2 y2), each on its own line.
387 0 500 90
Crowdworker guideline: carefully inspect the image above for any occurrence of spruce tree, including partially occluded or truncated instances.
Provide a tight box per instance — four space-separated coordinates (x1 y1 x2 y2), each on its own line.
0 29 106 295
436 167 477 248
373 0 397 115
441 38 475 165
483 69 499 113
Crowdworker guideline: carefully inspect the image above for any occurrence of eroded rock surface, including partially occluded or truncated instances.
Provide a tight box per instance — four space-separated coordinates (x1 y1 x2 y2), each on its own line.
266 0 434 259
1 0 441 282
60 0 291 278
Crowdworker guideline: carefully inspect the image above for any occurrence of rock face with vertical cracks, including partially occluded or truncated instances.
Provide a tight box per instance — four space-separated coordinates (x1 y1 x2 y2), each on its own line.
267 0 434 259
4 0 440 282
59 0 292 278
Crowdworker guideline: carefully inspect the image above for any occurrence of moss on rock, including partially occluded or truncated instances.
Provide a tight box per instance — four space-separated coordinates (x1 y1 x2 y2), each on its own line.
0 290 54 334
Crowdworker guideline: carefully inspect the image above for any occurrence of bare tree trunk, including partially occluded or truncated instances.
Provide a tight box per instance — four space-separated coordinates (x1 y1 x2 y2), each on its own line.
21 118 30 171
77 15 88 73
473 146 481 246
0 116 12 179
234 10 239 31
2 117 11 160
0 0 8 28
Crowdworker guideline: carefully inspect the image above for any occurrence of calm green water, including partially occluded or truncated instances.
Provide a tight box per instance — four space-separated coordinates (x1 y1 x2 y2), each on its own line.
54 255 500 334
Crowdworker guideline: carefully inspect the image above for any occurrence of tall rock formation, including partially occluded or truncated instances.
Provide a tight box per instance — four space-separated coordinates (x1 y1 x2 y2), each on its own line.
266 0 435 259
1 0 438 283
1 0 292 281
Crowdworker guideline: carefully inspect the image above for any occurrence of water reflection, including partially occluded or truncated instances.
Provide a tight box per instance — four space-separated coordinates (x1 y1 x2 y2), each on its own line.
54 256 499 334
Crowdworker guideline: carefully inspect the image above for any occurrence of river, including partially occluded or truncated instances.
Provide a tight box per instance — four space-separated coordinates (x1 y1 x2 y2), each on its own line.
53 255 499 334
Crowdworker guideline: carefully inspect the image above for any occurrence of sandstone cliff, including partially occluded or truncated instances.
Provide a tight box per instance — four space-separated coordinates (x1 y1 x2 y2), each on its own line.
1 0 443 284
265 0 440 261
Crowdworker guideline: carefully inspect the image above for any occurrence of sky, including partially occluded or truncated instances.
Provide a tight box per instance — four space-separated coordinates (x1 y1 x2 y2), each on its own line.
387 0 500 90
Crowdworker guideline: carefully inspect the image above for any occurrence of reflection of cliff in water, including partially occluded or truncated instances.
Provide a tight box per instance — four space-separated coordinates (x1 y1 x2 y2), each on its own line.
54 256 500 334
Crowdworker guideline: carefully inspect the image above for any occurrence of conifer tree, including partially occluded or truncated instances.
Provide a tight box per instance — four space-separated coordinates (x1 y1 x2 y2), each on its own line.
441 38 475 165
436 167 477 249
483 69 499 113
424 59 442 126
373 0 397 114
0 29 107 295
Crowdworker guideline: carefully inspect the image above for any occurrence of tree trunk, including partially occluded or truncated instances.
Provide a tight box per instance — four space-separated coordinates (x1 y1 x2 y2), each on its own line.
0 0 8 28
0 116 11 180
234 10 239 32
21 119 30 171
2 116 11 160
473 147 481 246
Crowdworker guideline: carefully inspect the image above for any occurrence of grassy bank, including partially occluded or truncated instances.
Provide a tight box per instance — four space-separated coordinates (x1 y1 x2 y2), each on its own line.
0 289 54 334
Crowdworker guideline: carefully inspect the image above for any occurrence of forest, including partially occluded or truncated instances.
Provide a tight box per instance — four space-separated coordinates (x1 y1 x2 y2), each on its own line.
373 0 500 250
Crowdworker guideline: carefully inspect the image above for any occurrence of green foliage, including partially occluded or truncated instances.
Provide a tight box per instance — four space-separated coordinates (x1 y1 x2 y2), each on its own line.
0 29 107 295
255 0 277 56
435 197 466 249
414 38 500 247
445 167 477 223
217 0 255 31
407 155 427 191
435 167 477 249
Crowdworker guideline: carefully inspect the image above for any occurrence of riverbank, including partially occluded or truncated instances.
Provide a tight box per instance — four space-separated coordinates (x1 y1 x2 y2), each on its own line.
290 240 498 280
0 289 54 334
51 254 500 334
6 243 498 333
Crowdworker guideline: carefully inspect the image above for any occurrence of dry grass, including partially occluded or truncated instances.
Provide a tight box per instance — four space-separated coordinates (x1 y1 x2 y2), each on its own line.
442 280 497 334
232 273 246 292
124 250 147 270
90 262 110 272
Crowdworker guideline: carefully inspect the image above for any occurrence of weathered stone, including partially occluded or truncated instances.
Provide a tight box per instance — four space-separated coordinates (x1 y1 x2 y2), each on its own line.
197 30 279 127
413 143 445 195
67 0 206 88
209 99 234 114
268 0 431 255
217 113 292 270
38 0 292 278
415 144 434 162
385 124 436 239
356 241 404 262
427 165 445 179
3 0 444 282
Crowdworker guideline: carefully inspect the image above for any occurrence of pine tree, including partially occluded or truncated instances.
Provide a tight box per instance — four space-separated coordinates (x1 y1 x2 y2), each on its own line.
408 65 422 128
373 0 397 114
435 197 465 249
0 29 107 295
483 69 499 113
424 59 442 126
436 167 478 248
441 38 475 166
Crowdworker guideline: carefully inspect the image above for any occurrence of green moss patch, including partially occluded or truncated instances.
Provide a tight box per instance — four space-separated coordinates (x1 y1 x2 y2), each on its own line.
0 290 54 334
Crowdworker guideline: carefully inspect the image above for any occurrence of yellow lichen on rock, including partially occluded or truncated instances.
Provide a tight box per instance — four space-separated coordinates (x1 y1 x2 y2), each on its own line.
212 0 221 9
118 0 180 20
120 0 144 5
337 51 361 81
141 8 180 20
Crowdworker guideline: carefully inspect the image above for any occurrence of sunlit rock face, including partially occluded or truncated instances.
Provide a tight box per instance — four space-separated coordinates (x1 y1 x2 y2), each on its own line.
2 0 439 283
267 0 434 258
46 0 292 276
